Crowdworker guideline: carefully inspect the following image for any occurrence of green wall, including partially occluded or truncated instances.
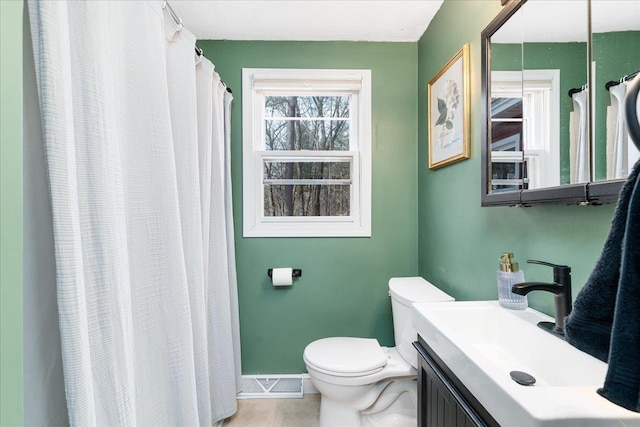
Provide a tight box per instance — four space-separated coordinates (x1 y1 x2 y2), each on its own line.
418 0 617 315
0 1 24 425
197 41 419 373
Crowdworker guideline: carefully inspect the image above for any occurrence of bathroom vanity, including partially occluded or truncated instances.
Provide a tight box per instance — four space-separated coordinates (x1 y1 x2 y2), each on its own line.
411 301 640 427
413 336 498 427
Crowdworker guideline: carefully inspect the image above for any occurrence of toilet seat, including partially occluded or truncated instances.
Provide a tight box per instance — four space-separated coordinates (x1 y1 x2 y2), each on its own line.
303 337 388 377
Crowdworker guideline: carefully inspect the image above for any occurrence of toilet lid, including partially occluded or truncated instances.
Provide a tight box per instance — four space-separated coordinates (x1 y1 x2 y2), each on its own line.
303 337 388 376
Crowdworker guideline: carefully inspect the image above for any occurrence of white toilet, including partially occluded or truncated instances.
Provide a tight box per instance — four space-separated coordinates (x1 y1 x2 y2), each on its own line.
303 277 454 427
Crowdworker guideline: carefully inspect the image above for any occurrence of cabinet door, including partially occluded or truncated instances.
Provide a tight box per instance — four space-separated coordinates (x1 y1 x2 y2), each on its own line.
418 352 481 427
414 340 497 427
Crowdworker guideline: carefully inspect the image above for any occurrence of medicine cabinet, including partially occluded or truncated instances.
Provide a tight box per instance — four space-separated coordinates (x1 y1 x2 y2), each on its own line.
481 0 640 206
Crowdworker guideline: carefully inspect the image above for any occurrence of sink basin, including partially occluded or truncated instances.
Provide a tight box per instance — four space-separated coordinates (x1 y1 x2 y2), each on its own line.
412 300 640 427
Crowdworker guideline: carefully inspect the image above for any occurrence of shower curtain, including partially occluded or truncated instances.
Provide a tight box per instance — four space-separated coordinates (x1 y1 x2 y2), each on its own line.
607 82 640 179
28 1 241 425
570 88 590 183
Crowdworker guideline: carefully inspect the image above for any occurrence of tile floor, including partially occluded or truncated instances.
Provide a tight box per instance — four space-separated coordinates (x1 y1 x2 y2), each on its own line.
224 394 320 427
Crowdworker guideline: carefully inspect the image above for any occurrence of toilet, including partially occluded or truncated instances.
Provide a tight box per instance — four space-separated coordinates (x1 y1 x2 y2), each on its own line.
303 277 454 427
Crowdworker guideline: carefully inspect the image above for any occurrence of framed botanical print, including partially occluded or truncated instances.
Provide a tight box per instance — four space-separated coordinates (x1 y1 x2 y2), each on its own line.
428 43 471 169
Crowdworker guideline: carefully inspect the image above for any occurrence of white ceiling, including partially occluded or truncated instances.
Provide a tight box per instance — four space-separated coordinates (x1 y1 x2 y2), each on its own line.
168 1 445 42
490 0 640 43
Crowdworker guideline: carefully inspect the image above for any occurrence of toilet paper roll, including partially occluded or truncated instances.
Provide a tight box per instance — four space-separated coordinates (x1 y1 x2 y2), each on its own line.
271 267 293 287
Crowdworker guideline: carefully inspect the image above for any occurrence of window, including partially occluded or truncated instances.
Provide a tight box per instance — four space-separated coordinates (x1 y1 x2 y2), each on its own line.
490 70 560 191
242 68 371 237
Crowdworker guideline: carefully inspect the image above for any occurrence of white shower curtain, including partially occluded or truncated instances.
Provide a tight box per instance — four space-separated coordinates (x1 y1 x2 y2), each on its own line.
607 82 640 179
570 88 590 183
28 1 241 425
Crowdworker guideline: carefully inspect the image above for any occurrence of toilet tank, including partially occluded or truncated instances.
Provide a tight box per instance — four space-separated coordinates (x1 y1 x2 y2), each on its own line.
388 277 454 368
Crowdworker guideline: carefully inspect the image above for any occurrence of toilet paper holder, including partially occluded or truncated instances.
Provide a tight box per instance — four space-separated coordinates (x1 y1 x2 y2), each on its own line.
267 268 302 279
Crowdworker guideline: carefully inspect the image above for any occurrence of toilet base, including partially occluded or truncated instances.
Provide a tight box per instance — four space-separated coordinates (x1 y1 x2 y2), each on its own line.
317 379 417 427
320 398 363 427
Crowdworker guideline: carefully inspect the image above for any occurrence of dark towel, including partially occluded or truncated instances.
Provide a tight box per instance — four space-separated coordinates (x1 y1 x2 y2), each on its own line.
597 164 640 412
565 161 640 362
565 160 640 412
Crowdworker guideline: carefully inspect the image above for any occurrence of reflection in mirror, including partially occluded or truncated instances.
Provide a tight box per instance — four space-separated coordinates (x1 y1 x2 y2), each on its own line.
489 5 524 194
491 94 524 193
592 0 640 181
488 0 589 192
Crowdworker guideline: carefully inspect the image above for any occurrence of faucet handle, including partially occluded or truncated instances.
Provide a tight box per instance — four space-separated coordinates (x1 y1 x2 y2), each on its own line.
527 259 569 269
527 260 571 290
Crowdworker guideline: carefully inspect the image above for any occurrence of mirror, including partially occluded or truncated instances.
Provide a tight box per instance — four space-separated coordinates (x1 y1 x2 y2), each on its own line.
482 0 590 205
482 0 636 206
591 1 640 182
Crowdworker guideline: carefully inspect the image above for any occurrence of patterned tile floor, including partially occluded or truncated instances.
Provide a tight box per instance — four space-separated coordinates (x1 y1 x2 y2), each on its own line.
224 394 320 427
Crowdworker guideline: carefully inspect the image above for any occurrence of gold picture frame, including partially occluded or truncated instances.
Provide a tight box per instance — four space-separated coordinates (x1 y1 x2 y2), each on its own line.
428 43 470 170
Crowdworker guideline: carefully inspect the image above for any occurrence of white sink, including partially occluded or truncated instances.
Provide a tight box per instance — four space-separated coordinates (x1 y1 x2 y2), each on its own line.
412 300 640 427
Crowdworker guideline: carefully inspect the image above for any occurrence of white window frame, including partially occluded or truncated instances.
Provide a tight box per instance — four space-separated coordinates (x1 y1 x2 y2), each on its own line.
242 68 372 237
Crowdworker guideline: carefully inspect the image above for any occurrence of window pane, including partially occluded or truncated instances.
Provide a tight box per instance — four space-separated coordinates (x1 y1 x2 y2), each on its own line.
264 161 350 181
265 120 350 151
265 96 350 118
491 121 523 151
264 185 351 217
491 97 523 119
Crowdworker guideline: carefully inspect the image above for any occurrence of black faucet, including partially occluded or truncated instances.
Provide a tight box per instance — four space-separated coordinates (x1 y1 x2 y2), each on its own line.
511 260 572 338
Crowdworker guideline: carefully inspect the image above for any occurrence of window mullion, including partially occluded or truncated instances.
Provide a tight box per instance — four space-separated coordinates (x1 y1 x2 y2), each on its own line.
263 179 352 185
259 151 356 161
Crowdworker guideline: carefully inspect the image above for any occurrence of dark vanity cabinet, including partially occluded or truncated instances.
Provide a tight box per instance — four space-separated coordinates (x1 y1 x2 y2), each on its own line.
413 337 499 427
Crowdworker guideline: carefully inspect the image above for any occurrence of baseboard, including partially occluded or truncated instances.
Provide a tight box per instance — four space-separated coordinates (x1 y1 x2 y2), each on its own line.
302 373 318 394
237 374 318 399
239 374 318 399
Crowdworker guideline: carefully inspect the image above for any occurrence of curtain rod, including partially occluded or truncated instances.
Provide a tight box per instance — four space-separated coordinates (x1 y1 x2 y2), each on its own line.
163 1 182 28
163 2 199 57
163 1 233 94
568 84 588 98
605 70 640 91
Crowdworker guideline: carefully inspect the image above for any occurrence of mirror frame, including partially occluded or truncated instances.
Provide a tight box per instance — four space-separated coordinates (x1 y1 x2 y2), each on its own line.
481 0 625 207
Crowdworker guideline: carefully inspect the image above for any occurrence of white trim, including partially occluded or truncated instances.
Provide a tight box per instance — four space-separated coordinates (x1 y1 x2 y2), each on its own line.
260 151 356 160
491 150 524 163
251 68 364 91
302 373 319 394
243 68 372 238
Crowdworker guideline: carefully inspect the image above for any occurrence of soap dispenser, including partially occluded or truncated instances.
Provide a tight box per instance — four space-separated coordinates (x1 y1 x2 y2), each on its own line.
497 252 528 310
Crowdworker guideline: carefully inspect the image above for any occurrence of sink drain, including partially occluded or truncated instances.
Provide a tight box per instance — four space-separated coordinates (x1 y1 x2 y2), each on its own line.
510 370 536 386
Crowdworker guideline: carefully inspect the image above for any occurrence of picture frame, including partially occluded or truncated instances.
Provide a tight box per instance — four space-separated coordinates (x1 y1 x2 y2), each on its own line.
428 43 470 170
